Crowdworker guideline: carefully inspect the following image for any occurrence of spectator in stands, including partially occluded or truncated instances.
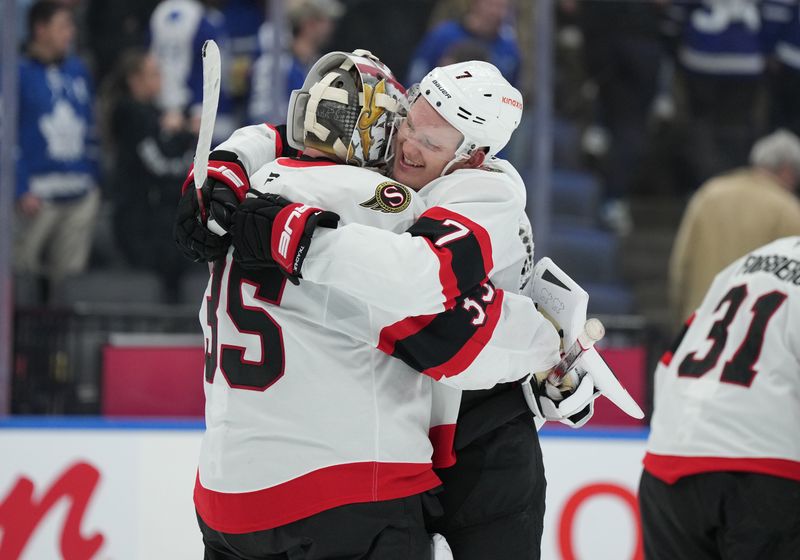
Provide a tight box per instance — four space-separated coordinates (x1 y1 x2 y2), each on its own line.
103 49 195 302
669 130 800 324
438 39 492 67
329 0 434 82
571 0 666 235
248 0 342 124
15 0 100 302
149 0 235 142
763 0 800 137
668 0 765 186
85 0 161 86
221 0 267 105
406 0 520 86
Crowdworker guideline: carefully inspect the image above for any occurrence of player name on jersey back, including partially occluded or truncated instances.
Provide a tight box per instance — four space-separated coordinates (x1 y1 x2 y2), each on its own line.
645 237 800 484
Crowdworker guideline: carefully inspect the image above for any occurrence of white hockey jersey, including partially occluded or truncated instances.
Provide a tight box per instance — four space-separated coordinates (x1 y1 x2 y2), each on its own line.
196 126 561 533
645 237 800 484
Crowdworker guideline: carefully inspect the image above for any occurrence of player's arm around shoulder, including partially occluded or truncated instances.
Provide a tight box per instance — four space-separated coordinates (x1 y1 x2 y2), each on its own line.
458 290 561 388
365 280 560 390
422 165 527 271
301 169 525 317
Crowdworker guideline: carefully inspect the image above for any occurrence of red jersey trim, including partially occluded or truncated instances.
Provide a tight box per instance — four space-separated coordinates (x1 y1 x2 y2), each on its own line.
429 424 457 469
195 461 441 534
276 157 337 168
422 237 459 310
265 123 284 157
378 313 438 356
643 452 800 484
423 289 505 380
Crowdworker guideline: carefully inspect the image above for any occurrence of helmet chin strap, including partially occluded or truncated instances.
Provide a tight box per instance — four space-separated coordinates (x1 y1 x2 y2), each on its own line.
440 140 475 177
440 154 470 177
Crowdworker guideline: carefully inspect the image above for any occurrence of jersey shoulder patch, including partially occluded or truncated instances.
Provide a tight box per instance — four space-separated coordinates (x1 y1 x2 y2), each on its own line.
359 181 413 214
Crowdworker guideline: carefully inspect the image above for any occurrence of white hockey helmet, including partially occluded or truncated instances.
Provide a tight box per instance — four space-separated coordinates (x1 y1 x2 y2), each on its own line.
414 61 523 173
286 49 406 167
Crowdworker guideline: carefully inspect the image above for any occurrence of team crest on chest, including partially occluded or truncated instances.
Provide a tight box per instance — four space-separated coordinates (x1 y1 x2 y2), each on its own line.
359 181 412 213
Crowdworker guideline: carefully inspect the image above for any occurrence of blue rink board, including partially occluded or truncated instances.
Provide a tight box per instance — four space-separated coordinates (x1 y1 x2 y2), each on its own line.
0 416 649 440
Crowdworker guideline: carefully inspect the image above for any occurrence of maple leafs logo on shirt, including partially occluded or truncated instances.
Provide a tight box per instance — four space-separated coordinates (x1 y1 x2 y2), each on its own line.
39 100 87 161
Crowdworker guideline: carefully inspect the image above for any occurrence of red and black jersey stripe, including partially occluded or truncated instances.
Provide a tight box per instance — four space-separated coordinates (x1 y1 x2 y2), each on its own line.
406 207 494 308
378 282 504 381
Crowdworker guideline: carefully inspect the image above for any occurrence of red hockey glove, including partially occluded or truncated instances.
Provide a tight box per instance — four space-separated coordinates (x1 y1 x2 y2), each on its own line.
231 192 339 284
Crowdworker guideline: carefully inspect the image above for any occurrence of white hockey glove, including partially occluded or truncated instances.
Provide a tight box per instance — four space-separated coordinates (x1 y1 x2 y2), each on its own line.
521 366 599 429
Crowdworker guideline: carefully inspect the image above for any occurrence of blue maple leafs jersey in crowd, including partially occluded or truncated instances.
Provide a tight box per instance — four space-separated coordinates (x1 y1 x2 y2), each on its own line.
673 0 766 76
16 54 99 201
762 0 800 71
149 0 234 139
247 22 309 124
406 20 521 86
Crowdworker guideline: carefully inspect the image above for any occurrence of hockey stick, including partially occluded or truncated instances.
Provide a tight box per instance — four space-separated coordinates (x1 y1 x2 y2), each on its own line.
547 318 605 386
531 258 644 419
193 40 221 225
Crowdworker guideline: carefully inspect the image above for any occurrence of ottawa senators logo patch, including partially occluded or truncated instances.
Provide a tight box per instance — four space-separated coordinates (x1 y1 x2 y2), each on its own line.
359 182 412 213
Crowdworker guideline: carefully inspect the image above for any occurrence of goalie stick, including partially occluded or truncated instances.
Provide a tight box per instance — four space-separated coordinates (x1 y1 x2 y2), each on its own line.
193 40 221 229
547 317 605 386
532 257 644 419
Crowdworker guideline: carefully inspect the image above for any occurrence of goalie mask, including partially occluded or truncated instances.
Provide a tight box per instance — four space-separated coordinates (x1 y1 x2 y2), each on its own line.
287 50 406 167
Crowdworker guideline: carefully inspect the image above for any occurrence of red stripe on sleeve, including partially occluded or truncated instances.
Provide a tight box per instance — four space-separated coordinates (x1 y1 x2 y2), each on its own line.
422 237 460 310
429 424 457 469
378 313 438 356
265 123 284 157
423 290 505 380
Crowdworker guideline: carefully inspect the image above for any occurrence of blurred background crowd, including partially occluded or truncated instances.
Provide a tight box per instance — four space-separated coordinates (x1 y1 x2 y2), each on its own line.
4 0 800 415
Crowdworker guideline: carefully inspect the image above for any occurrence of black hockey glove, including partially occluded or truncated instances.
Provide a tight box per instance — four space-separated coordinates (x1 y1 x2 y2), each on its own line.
231 192 339 284
181 150 250 234
174 183 230 263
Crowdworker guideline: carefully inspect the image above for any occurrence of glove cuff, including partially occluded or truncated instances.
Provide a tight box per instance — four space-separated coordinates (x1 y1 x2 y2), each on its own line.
269 203 325 275
181 151 250 202
208 150 250 202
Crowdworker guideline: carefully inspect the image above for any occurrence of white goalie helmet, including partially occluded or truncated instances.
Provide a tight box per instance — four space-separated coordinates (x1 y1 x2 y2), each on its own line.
413 61 523 173
286 49 407 167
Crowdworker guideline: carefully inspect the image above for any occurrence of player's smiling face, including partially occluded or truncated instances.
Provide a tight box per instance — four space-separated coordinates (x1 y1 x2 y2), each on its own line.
391 98 463 191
